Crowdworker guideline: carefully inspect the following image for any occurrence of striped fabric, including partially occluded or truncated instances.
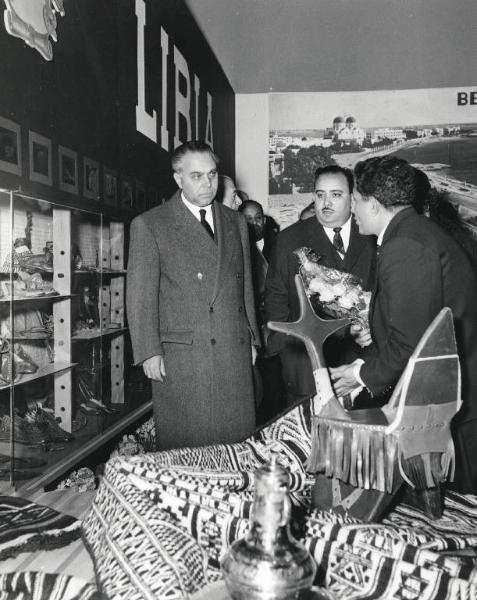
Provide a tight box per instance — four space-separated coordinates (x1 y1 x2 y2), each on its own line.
0 496 82 561
0 572 101 600
83 398 477 600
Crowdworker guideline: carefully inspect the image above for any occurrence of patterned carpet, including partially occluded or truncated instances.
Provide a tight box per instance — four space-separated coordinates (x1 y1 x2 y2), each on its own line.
0 496 82 561
0 495 101 599
83 398 477 600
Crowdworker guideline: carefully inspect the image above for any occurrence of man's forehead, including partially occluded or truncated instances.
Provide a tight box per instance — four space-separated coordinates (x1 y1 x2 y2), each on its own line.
315 172 349 190
244 206 261 217
182 151 217 170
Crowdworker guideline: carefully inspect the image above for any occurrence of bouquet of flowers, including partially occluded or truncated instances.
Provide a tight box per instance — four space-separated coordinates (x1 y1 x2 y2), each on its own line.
294 247 371 329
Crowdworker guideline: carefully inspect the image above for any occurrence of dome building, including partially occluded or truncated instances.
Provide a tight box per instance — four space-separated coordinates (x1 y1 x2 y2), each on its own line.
333 114 365 146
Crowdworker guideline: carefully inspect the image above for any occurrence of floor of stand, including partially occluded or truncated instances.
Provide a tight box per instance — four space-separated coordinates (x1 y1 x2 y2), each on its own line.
0 487 96 584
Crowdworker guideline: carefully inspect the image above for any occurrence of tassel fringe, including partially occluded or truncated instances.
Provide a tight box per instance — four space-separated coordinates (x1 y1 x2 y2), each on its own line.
306 420 456 494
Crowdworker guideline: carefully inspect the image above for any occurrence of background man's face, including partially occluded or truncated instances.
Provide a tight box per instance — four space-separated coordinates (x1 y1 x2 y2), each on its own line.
242 205 264 241
223 178 241 210
174 151 218 207
351 190 374 235
314 172 352 228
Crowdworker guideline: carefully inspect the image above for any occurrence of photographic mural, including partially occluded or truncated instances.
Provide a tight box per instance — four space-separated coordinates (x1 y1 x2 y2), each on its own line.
268 87 477 231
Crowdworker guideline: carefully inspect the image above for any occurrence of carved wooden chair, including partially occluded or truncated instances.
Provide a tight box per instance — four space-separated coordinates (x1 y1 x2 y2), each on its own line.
268 275 461 522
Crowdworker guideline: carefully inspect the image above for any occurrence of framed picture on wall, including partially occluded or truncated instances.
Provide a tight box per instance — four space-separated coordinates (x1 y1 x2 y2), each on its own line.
0 116 21 175
120 176 133 209
103 167 118 206
29 130 52 185
83 156 100 200
135 180 146 212
59 145 78 194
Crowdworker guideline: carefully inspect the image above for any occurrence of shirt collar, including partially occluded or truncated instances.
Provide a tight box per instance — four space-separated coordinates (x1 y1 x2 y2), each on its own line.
181 192 214 221
322 216 352 251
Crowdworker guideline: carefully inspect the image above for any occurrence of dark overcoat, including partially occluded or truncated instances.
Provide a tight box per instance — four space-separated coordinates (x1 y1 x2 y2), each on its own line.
264 217 376 397
126 192 260 449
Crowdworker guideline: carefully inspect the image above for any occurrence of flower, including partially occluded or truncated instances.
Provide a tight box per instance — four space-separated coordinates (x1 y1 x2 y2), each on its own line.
294 247 371 328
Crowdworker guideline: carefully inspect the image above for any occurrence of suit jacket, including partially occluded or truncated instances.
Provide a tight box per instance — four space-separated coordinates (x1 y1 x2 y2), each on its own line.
126 191 260 449
361 207 477 425
264 216 377 396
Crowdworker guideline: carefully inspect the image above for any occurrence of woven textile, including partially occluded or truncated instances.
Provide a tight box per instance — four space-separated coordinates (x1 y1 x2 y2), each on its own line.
83 399 477 600
0 496 82 561
0 572 102 600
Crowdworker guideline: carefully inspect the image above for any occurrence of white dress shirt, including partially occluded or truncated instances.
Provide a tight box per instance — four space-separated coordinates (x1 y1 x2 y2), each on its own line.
181 193 215 234
323 217 352 255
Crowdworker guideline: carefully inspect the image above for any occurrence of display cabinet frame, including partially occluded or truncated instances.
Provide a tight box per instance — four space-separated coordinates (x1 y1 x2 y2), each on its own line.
0 189 151 491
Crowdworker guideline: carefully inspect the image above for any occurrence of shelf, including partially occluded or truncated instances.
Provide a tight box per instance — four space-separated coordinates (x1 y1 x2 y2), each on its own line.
0 362 76 389
0 293 74 304
2 333 52 341
17 401 152 492
72 326 128 341
74 269 127 275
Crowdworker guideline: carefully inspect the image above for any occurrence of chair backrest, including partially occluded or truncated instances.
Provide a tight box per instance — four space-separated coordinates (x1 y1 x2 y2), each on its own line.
383 307 461 435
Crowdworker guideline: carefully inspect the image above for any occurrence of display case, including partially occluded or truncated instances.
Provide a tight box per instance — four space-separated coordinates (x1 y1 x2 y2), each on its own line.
0 190 151 490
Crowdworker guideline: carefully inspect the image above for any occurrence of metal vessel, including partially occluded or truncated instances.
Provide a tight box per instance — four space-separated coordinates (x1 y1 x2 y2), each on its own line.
221 456 316 599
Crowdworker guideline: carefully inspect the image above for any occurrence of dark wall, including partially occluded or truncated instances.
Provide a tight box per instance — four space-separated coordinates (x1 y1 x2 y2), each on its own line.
0 0 235 216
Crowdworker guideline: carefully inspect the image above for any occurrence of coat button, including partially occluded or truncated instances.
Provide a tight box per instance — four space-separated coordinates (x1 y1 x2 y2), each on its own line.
211 338 216 345
209 306 214 313
197 272 203 280
238 306 243 312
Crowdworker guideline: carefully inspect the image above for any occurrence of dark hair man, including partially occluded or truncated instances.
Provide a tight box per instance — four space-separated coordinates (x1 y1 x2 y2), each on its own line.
127 141 260 449
240 199 284 422
330 155 477 494
264 164 376 407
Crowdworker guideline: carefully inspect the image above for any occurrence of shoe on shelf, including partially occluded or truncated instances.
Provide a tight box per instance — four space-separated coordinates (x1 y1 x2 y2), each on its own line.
0 452 46 469
0 414 46 447
12 344 38 374
24 406 74 444
79 403 102 416
86 398 120 415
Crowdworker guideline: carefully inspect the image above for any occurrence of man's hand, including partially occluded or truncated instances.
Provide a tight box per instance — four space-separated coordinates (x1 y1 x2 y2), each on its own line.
329 363 361 397
350 323 372 348
142 355 166 381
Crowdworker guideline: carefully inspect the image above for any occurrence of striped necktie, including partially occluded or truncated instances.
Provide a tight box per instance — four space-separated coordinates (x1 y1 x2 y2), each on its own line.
333 227 345 256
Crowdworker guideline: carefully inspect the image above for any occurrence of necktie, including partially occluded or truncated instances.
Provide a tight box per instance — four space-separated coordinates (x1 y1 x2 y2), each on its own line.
199 209 214 240
333 227 345 256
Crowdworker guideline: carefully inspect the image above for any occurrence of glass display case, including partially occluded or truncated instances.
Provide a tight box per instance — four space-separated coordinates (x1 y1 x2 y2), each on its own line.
0 190 151 490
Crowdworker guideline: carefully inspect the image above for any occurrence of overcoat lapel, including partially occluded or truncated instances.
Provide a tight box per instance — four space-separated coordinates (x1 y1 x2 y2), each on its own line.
210 203 235 305
169 195 218 292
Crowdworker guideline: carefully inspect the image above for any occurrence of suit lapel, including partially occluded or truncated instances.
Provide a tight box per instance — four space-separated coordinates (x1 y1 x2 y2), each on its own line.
308 221 340 268
343 219 364 273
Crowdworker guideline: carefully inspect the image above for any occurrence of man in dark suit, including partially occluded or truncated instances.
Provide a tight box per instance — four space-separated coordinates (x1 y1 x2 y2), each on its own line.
264 164 377 407
331 156 477 494
127 141 260 450
240 200 283 422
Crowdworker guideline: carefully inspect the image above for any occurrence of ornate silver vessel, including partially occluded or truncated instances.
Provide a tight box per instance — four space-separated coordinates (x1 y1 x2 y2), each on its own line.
221 456 316 599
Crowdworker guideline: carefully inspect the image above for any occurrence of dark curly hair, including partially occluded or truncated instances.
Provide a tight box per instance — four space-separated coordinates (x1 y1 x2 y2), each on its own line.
314 164 354 194
354 156 416 207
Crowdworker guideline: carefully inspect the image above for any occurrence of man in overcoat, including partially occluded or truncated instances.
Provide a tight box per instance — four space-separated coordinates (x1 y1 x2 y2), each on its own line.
127 141 260 450
264 165 376 406
331 155 477 494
